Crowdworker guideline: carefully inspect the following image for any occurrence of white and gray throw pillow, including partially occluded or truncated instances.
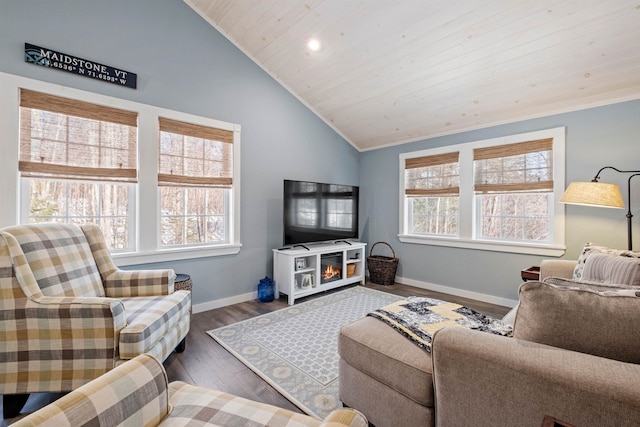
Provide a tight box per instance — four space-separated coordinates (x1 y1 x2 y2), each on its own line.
572 242 640 281
581 251 640 286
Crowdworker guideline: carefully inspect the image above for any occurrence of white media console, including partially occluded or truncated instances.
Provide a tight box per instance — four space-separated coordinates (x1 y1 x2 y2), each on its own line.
273 241 366 305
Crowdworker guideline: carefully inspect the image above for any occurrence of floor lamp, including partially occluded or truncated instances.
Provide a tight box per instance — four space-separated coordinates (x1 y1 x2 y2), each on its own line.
560 166 640 251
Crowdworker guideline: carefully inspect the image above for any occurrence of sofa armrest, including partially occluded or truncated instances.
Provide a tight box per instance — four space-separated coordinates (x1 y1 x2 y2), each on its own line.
103 268 176 297
12 354 169 427
432 327 640 427
81 224 176 297
539 259 576 280
0 295 128 394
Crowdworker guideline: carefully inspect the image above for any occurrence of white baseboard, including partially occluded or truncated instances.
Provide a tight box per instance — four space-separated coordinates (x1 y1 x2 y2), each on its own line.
192 291 257 314
192 279 519 314
395 276 518 308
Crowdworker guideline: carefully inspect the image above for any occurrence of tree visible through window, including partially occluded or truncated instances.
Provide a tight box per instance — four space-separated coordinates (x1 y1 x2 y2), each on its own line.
13 80 242 261
158 117 233 247
404 151 460 236
399 128 565 255
474 139 553 242
19 89 136 251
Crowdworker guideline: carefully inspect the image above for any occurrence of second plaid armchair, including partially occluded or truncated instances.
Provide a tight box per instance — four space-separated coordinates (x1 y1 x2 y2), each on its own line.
0 223 191 418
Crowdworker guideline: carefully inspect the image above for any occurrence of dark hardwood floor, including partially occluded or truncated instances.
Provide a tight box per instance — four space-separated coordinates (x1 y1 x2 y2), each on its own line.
1 282 510 425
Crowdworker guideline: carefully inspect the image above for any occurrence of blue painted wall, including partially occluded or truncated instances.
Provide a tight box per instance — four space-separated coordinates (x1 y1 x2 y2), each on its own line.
361 99 640 301
0 0 359 307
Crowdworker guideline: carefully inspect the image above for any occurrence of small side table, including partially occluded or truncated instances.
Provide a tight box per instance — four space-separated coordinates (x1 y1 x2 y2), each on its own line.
174 273 192 292
175 273 192 314
521 266 540 281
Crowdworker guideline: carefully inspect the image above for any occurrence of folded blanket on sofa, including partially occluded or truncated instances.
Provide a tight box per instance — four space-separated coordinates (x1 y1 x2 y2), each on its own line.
367 296 512 352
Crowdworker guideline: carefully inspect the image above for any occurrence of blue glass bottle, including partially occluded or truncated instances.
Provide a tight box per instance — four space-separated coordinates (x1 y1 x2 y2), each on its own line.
258 276 275 302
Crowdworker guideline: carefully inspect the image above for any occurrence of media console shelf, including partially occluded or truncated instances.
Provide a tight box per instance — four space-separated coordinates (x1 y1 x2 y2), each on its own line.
273 242 366 305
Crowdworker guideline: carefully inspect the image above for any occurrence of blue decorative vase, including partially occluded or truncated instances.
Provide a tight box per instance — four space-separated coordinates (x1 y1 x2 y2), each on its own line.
257 276 275 302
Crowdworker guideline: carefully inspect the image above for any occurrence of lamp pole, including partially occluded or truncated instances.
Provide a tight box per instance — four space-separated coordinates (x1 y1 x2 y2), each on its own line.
625 174 640 251
593 167 640 251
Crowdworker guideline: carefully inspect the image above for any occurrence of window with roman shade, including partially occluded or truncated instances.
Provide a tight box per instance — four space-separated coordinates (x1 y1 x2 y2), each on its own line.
158 117 233 188
10 75 242 263
158 117 234 246
473 138 553 194
18 88 138 251
473 138 554 243
405 151 460 197
19 89 138 183
399 127 565 256
403 151 460 236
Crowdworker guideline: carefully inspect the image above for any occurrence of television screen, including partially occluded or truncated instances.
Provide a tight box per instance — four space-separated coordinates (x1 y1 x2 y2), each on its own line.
283 180 359 246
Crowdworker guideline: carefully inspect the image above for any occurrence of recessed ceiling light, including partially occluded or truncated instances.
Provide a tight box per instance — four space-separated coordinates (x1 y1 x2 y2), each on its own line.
307 38 321 51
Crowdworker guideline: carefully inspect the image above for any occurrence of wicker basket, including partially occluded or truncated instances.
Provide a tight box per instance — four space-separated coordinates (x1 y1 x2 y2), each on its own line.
346 263 356 277
367 242 398 286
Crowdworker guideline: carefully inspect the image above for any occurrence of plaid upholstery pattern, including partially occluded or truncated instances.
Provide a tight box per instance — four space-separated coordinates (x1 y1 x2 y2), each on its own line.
0 237 126 394
14 354 367 427
12 354 169 427
119 291 191 359
82 224 176 297
2 224 105 297
167 382 368 427
0 223 191 395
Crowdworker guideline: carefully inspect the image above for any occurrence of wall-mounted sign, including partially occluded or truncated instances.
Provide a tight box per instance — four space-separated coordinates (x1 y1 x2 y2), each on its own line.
24 43 137 89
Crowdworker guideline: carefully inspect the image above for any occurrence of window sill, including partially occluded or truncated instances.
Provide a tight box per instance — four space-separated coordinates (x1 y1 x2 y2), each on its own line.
398 234 565 257
112 243 242 267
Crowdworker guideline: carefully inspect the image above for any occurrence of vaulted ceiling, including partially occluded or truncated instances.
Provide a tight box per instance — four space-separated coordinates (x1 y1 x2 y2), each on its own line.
184 1 640 151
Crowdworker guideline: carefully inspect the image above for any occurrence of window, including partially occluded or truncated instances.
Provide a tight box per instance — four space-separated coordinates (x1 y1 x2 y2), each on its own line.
404 152 460 236
474 139 553 242
399 128 566 256
158 117 233 247
19 89 137 251
6 73 242 265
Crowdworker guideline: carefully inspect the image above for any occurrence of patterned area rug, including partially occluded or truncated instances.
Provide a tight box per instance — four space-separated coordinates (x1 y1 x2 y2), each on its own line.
207 286 402 419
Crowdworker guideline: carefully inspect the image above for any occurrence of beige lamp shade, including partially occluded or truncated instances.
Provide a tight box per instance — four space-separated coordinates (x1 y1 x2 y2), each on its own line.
560 181 624 209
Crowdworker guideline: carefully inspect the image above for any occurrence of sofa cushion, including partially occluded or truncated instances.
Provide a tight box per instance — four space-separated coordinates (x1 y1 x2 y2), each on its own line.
119 290 191 359
513 281 640 363
543 276 640 292
338 316 433 408
581 251 640 286
504 275 640 327
573 242 640 281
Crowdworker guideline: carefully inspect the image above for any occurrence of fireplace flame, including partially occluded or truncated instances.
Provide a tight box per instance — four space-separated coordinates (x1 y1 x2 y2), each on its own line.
322 264 341 281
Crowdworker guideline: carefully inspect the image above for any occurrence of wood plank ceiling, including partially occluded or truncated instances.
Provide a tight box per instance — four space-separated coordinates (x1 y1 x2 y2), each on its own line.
184 0 640 151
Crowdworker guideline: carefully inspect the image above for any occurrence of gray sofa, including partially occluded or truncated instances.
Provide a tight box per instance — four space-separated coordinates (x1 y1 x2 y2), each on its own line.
339 258 640 427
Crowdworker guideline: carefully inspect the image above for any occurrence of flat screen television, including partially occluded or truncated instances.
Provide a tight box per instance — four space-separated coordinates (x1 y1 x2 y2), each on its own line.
283 180 359 246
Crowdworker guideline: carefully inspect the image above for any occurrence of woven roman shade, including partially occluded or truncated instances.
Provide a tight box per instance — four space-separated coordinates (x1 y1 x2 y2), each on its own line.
405 152 460 196
19 89 138 182
473 138 553 193
158 117 233 188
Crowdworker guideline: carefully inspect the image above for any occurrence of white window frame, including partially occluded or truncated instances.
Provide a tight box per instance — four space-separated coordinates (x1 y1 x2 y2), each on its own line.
0 72 241 266
399 127 566 256
19 179 137 253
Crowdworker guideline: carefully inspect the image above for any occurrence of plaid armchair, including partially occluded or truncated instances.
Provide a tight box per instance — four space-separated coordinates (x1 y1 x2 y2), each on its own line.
0 223 191 418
